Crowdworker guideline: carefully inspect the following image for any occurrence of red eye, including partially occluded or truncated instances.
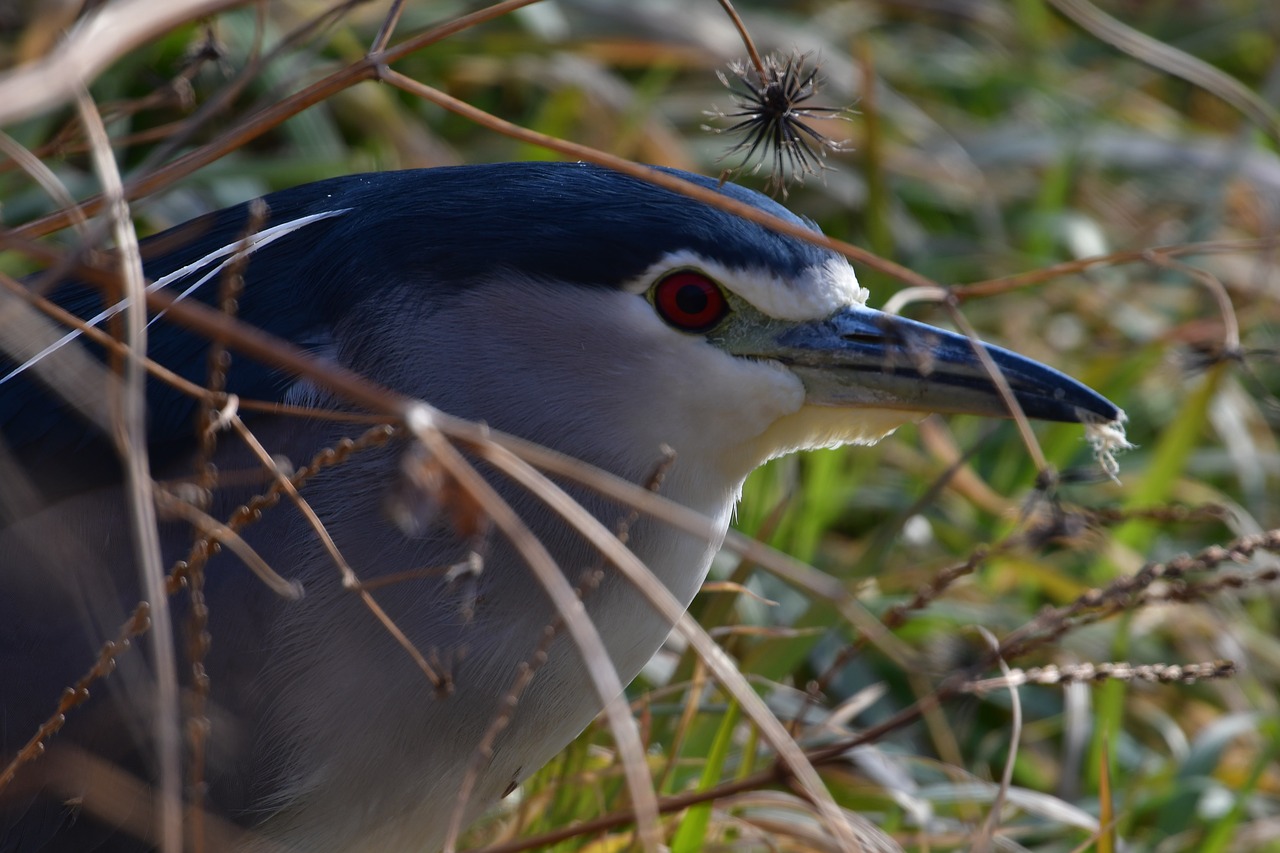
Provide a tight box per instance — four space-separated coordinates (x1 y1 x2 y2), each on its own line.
652 271 729 333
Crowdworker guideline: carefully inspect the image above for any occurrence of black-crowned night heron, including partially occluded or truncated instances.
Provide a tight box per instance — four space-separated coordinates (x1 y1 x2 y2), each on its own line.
0 162 1123 852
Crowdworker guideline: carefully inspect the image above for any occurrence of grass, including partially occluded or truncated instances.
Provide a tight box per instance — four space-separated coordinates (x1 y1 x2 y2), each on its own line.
1 0 1278 850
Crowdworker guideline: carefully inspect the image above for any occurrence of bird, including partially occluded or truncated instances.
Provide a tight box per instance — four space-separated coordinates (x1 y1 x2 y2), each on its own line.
0 161 1123 852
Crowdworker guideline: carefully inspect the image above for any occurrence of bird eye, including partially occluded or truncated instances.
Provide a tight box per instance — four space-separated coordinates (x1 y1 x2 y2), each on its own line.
651 271 729 333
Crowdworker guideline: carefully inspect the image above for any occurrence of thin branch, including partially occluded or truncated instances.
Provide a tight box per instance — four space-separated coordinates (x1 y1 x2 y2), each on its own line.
0 605 151 791
715 0 766 77
224 407 450 692
1144 251 1241 354
941 296 1048 473
971 627 1020 853
953 237 1280 301
370 0 409 54
77 86 182 853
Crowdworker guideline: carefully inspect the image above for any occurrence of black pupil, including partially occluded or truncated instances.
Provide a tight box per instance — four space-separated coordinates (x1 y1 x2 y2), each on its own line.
675 284 708 316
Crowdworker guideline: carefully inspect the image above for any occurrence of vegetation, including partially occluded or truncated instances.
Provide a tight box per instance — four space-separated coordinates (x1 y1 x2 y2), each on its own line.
1 0 1277 850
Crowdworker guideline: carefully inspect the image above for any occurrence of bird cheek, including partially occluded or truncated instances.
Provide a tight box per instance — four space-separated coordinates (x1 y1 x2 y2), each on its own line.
697 359 807 481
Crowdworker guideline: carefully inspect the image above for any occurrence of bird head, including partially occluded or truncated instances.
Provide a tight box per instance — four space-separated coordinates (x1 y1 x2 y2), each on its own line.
267 162 1116 503
3 161 1123 511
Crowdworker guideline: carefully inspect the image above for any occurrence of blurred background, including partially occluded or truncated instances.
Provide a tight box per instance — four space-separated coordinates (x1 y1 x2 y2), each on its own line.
1 1 1278 850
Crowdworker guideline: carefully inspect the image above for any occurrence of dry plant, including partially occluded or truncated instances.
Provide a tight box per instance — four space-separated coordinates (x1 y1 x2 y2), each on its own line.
1 1 1278 851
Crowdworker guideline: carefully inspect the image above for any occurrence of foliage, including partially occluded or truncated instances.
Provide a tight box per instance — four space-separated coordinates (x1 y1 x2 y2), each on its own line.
1 0 1278 851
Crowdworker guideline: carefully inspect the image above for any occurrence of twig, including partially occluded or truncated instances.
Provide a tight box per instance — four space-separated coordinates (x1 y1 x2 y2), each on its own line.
715 0 765 77
370 0 409 54
77 85 183 853
0 605 151 790
972 627 1020 853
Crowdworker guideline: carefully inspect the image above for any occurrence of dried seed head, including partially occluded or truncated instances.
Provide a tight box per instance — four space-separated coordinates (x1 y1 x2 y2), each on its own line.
704 52 850 198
